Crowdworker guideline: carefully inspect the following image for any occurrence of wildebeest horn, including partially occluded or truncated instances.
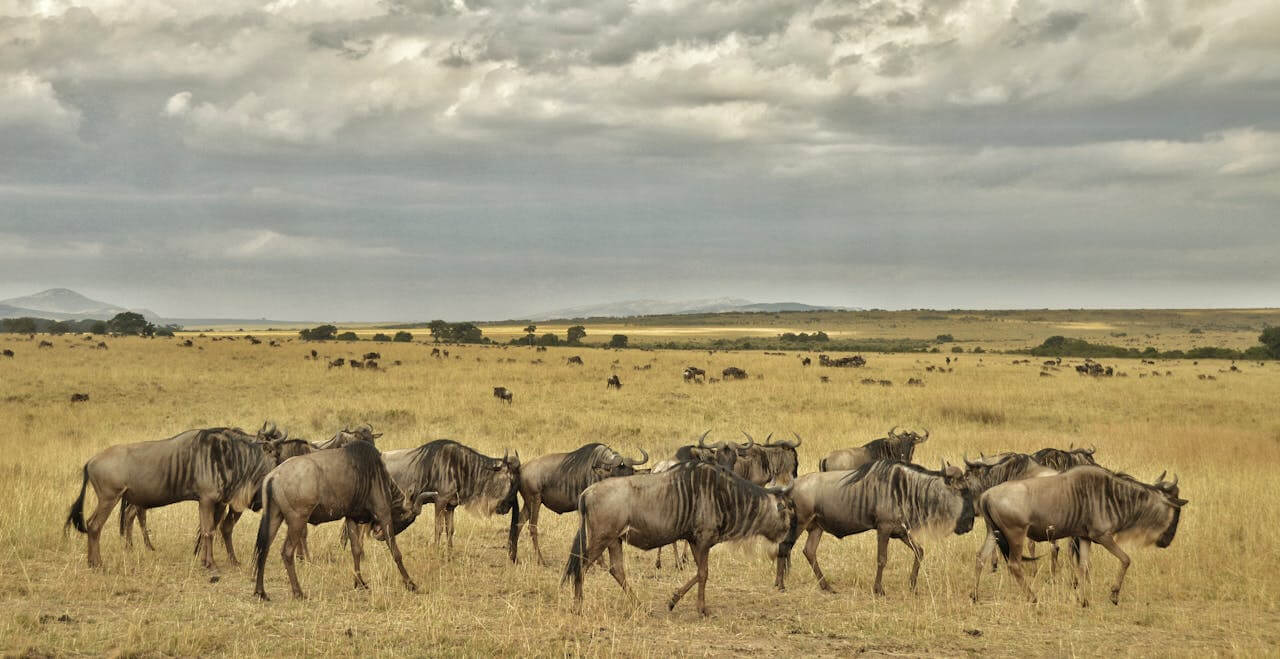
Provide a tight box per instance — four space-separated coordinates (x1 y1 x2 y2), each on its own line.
737 434 754 450
1171 473 1178 487
696 429 712 447
887 425 900 438
784 432 803 449
278 427 288 440
1086 445 1096 455
917 429 930 443
964 453 980 468
626 448 649 466
1156 470 1167 483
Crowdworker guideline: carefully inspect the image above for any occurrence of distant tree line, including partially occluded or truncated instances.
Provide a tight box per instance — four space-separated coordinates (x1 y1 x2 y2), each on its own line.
1029 333 1277 360
778 331 829 343
1 312 177 337
507 325 587 347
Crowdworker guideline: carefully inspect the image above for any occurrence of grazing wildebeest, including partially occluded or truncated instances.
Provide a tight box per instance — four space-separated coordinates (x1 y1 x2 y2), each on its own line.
381 440 521 561
907 378 924 387
64 426 278 570
682 366 706 383
70 392 89 402
563 462 798 616
722 366 748 380
606 375 622 390
309 349 318 359
252 441 436 600
365 359 378 369
493 386 513 404
39 340 54 348
789 460 974 595
567 355 584 365
802 357 811 366
431 347 441 358
96 342 108 350
328 358 345 368
2 349 12 358
973 466 1186 606
363 351 381 360
818 427 927 471
517 444 648 564
350 359 364 369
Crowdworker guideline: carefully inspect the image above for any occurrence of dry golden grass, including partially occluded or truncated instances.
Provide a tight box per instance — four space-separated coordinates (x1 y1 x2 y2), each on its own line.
1 334 1278 656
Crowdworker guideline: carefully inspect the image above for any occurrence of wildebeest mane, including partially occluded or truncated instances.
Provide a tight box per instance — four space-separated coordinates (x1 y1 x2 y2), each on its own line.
838 460 967 534
965 453 1039 492
1032 447 1097 471
557 443 616 496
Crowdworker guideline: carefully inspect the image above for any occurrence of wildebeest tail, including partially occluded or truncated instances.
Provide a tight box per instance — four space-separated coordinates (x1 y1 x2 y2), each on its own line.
65 464 89 534
253 478 275 578
561 494 589 590
978 497 1011 560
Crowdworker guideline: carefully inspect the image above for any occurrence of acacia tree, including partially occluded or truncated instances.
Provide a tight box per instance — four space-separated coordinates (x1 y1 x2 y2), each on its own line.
524 324 537 345
1261 327 1280 359
567 325 586 345
107 311 154 337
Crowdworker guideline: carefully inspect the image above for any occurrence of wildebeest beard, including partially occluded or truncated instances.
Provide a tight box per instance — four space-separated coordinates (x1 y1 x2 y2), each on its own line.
1156 504 1181 548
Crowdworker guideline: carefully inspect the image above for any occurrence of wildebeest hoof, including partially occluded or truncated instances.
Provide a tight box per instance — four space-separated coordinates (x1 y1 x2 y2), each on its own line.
209 575 220 584
292 591 307 600
405 581 418 592
255 591 270 601
1110 591 1120 605
1080 599 1089 608
667 598 677 611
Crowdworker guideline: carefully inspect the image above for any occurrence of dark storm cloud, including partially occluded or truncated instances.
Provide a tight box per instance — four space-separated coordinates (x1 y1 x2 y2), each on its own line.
1 0 1277 319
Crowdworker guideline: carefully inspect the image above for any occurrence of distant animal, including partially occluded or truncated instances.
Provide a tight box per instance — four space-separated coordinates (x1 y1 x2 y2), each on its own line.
96 342 108 350
252 441 435 600
789 460 974 595
878 380 893 387
380 440 522 561
39 340 53 348
493 386 513 404
683 366 706 383
562 461 798 616
606 375 622 389
2 349 12 358
817 354 866 368
907 378 924 387
819 375 829 383
819 427 927 472
350 359 364 369
860 378 877 385
364 360 378 369
567 356 584 365
328 358 346 368
363 352 381 360
310 349 318 359
802 357 812 366
517 444 648 564
722 366 748 380
431 348 441 358
973 467 1186 606
70 393 89 403
64 426 279 570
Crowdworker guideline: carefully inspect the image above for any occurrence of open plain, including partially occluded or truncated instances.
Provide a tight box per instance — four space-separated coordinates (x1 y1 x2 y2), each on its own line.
2 330 1278 656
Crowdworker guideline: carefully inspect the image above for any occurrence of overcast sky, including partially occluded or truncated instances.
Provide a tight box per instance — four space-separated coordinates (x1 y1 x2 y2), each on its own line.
2 0 1278 320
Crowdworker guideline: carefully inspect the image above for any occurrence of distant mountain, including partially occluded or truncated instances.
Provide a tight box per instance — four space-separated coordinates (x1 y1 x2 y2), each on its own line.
526 298 842 321
0 288 160 322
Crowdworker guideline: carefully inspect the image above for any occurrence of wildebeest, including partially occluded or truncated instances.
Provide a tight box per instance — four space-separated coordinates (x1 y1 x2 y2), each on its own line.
735 432 803 487
562 461 798 616
818 354 866 368
493 386 513 404
70 392 89 402
64 426 278 570
363 351 381 360
1031 446 1098 472
96 342 108 350
673 431 746 470
606 375 622 389
973 466 1186 606
722 366 748 380
802 357 811 366
907 378 925 387
789 460 974 595
252 440 436 600
431 347 441 358
2 349 12 358
309 349 318 359
350 359 364 369
517 443 648 564
567 355 584 365
328 358 345 368
818 427 928 471
682 366 706 383
381 440 521 561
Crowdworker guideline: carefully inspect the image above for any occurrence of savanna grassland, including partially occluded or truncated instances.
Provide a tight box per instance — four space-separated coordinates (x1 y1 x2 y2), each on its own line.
2 329 1279 657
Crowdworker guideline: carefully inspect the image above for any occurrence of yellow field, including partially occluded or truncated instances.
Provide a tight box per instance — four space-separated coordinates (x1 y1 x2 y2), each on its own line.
2 334 1278 656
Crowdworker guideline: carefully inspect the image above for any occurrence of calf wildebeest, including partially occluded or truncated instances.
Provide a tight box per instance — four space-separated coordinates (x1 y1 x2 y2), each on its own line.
682 366 706 383
606 375 622 389
563 462 798 616
517 443 648 564
735 432 802 487
328 357 345 368
65 426 278 570
2 349 12 358
973 466 1186 606
70 392 89 402
381 440 521 561
789 460 974 595
363 351 381 360
722 366 748 380
818 427 927 471
567 355 584 365
253 440 435 600
493 386 513 404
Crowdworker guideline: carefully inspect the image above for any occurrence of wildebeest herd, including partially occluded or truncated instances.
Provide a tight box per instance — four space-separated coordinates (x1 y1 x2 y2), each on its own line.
64 422 1186 614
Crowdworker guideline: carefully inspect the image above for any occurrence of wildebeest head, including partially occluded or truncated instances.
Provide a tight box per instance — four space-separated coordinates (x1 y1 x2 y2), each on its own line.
343 423 383 445
762 483 800 579
938 459 975 535
883 426 927 462
761 432 802 485
257 421 287 444
676 430 738 469
1151 471 1188 547
594 447 648 479
482 449 522 515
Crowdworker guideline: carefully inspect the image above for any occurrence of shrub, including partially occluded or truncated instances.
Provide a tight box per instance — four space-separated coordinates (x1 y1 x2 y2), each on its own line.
393 331 413 342
1261 327 1280 359
300 325 337 341
372 333 391 342
609 334 629 348
936 334 954 343
951 346 964 353
336 332 359 341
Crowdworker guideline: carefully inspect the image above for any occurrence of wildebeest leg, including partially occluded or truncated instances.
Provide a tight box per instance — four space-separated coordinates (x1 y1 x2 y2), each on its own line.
136 507 155 551
297 525 310 562
900 533 924 592
1050 540 1061 576
281 519 306 599
972 528 998 602
219 510 242 566
1093 534 1130 605
384 520 418 593
197 499 218 571
86 485 123 568
1074 539 1093 605
524 495 549 566
606 540 634 601
802 526 835 593
443 506 456 550
253 508 284 600
1068 538 1090 606
1004 530 1036 604
345 519 368 590
873 528 892 596
668 543 711 614
432 502 445 546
